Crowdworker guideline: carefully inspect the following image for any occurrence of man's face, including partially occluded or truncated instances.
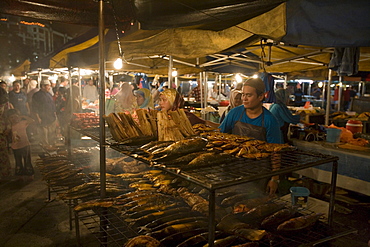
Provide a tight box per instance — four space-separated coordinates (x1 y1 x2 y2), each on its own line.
13 82 21 92
241 85 263 110
88 80 94 86
0 83 6 90
42 84 51 92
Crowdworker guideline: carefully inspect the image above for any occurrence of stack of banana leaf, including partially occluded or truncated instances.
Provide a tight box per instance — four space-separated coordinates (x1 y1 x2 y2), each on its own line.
157 109 195 141
36 155 87 188
104 109 196 143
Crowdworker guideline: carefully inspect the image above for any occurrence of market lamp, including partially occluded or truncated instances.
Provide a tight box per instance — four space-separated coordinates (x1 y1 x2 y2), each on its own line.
114 58 123 70
235 73 242 83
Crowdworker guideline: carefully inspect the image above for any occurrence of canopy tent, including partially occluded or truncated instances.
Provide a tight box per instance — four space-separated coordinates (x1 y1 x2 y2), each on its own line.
3 0 370 79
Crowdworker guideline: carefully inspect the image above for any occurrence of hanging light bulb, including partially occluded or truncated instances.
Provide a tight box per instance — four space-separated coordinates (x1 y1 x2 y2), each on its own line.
235 73 242 83
252 74 258 79
114 58 123 70
172 69 177 77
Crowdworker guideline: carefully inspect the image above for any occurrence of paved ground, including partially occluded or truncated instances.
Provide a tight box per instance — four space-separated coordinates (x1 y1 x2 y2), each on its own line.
0 143 369 247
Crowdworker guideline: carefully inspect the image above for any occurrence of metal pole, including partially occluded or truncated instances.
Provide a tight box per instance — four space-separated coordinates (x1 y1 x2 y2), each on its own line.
168 55 173 88
325 70 332 126
78 68 82 105
37 69 42 88
322 81 326 109
68 68 73 158
98 0 106 199
284 74 287 89
337 76 343 111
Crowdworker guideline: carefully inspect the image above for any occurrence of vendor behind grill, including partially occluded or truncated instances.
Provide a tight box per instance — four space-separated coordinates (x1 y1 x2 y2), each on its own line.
158 88 219 128
219 78 282 196
219 78 282 144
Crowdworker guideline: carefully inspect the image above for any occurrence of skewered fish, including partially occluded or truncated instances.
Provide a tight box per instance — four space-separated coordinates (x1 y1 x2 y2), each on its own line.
183 153 238 170
74 198 115 212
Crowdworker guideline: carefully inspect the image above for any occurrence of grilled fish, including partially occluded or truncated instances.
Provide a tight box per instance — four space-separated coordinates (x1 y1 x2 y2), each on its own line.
260 207 298 228
221 192 260 208
176 231 227 247
160 227 208 246
149 216 208 233
140 208 200 232
149 221 208 240
74 198 115 212
183 153 238 170
161 151 207 167
151 137 207 160
233 228 267 241
124 235 160 247
241 202 286 224
203 235 240 247
277 213 324 232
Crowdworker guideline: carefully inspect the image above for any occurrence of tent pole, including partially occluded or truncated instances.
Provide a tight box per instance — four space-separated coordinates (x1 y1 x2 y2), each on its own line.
168 55 173 87
337 76 343 112
37 68 42 88
325 70 333 126
322 81 326 109
98 0 106 199
78 68 82 109
284 74 287 89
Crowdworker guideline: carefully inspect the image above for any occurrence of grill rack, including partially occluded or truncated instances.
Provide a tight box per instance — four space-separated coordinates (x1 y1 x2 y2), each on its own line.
67 127 358 247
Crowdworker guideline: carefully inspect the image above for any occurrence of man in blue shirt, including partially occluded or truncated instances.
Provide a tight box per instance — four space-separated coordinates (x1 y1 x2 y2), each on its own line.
219 78 282 196
8 81 29 116
219 78 283 144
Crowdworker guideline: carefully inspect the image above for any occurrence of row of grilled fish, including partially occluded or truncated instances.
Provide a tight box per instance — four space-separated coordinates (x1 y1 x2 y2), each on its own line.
36 155 87 187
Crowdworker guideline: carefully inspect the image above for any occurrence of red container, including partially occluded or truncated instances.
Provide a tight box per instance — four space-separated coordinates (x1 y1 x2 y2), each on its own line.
346 120 363 134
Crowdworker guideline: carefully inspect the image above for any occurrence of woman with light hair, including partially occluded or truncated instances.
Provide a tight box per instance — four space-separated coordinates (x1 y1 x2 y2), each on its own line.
114 82 138 112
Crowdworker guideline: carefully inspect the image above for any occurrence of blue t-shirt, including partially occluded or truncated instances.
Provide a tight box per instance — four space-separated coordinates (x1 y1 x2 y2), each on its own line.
9 91 28 115
219 105 283 144
269 103 300 127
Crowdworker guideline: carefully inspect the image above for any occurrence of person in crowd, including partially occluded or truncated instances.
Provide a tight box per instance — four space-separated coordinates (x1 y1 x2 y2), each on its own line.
151 81 160 106
333 85 340 110
8 81 29 116
6 109 35 179
21 78 30 94
0 88 13 179
159 88 219 128
209 84 223 101
293 88 303 106
26 80 39 108
219 78 282 143
59 77 69 88
343 87 351 111
54 88 67 138
66 79 81 114
0 80 7 91
189 80 205 102
110 83 120 96
269 88 301 143
219 78 283 196
26 80 39 142
83 79 99 103
49 81 56 96
135 88 154 109
220 89 243 123
312 85 322 99
32 80 57 149
114 82 138 112
349 86 357 110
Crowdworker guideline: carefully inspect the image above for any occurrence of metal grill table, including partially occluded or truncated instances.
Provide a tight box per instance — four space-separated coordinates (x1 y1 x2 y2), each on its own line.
151 149 340 247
